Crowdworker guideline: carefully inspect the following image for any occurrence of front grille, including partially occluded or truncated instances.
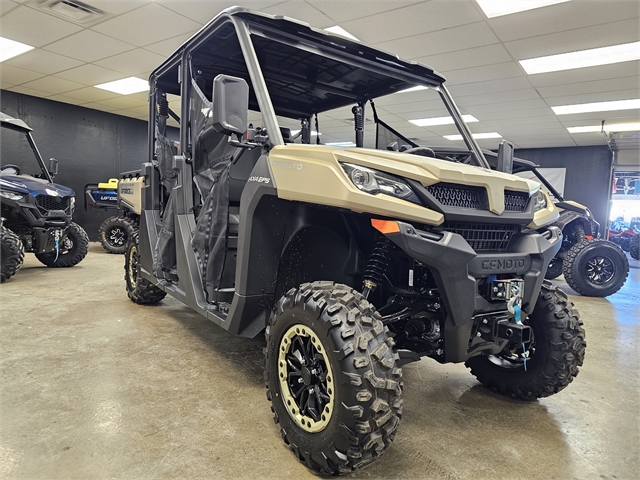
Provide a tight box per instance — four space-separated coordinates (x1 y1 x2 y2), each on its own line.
427 183 486 209
442 222 518 252
36 195 70 212
504 191 529 212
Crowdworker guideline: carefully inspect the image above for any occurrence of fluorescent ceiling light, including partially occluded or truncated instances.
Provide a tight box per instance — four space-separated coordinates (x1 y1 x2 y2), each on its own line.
567 123 640 134
444 132 502 141
95 77 149 95
410 114 478 127
397 86 429 94
520 41 640 75
475 0 570 18
0 37 34 63
552 99 640 115
324 26 359 41
326 142 356 147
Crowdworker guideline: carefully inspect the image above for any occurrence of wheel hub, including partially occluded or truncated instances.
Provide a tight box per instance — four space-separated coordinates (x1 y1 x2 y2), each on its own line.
586 255 615 284
108 227 126 246
278 324 334 433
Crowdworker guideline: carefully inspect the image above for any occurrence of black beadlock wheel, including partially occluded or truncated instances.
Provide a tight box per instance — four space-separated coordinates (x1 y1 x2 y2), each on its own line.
1 225 24 283
563 238 629 297
630 235 639 261
465 282 586 401
124 231 166 305
35 222 89 268
265 281 403 475
544 254 564 280
99 216 137 254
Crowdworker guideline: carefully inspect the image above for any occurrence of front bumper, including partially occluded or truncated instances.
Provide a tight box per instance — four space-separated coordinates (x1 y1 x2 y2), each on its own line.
386 222 562 362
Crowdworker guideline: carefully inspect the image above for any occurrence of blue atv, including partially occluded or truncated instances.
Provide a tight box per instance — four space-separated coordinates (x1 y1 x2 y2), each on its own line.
0 112 88 282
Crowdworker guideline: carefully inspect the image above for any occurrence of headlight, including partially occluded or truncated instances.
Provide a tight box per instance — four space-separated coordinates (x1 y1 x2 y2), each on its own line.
341 163 421 205
532 190 547 212
0 190 24 201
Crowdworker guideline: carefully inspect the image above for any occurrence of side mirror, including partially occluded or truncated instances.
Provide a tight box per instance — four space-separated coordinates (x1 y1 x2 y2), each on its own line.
496 140 514 174
48 157 58 176
211 74 248 136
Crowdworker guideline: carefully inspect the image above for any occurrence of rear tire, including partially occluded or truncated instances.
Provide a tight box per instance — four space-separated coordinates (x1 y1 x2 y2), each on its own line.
465 282 585 401
99 216 137 254
563 238 629 297
544 254 564 280
124 231 166 304
265 282 402 475
1 226 24 283
630 235 639 261
35 222 89 268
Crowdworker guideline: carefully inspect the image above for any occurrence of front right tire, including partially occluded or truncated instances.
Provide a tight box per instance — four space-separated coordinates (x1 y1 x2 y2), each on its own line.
1 225 24 283
124 231 166 304
265 282 402 475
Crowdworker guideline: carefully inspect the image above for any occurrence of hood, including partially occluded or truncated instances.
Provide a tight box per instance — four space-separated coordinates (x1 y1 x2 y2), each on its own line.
0 175 75 197
342 147 540 215
556 200 588 214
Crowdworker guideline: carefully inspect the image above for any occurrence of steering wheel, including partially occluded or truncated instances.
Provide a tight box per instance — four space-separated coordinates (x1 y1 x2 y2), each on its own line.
403 147 436 158
0 164 21 175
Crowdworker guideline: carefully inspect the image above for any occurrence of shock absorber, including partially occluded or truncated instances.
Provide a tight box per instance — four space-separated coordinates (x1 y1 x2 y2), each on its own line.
158 92 169 118
362 236 392 299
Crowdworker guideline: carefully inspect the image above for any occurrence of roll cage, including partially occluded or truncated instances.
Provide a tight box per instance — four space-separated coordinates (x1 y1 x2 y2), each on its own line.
146 7 489 169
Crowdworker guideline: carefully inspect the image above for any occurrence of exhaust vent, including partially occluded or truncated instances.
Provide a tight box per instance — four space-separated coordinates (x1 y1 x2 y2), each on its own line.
27 0 111 26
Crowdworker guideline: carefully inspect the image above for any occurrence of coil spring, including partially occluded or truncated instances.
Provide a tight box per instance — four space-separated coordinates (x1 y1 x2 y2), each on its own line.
352 105 364 131
363 237 392 291
158 92 168 118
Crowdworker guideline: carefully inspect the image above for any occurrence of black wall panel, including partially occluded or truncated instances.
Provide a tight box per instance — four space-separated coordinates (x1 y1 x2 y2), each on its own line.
0 90 177 241
515 146 612 232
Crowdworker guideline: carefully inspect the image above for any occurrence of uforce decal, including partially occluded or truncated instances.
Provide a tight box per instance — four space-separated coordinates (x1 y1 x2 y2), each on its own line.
272 160 303 171
99 195 118 201
481 258 526 271
248 176 271 184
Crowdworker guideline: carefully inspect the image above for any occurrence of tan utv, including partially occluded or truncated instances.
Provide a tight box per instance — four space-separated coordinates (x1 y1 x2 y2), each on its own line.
124 7 586 475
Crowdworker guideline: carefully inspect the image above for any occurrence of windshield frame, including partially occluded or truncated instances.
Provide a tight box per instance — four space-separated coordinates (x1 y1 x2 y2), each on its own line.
0 124 52 183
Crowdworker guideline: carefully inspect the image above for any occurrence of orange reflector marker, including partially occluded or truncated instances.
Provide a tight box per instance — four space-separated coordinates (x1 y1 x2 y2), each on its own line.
371 219 400 234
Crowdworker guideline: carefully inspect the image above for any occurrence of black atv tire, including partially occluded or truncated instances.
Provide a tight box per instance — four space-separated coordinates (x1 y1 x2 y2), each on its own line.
124 231 166 304
465 282 585 401
35 222 89 268
563 238 629 297
630 235 639 261
1 226 24 283
265 281 402 475
544 254 564 280
99 216 137 254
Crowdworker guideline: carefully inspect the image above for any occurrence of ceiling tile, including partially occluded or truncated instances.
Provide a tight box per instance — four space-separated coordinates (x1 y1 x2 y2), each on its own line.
82 102 120 113
46 94 89 106
477 108 556 121
4 49 83 75
157 0 282 23
58 86 122 103
262 1 335 28
465 99 550 115
143 32 193 56
527 61 640 88
120 105 150 116
88 0 151 16
415 44 513 72
311 0 421 23
54 64 127 85
0 6 83 47
92 3 201 47
443 62 524 86
94 49 167 76
374 22 499 59
19 76 85 95
0 64 44 86
536 76 640 98
5 84 52 97
448 77 533 97
94 95 149 110
504 18 640 60
0 0 19 16
339 0 483 45
456 88 541 107
546 89 640 107
489 0 640 43
43 30 136 62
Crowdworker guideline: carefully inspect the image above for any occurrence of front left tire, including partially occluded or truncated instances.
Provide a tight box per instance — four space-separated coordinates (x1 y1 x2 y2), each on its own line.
265 281 402 475
1 225 24 283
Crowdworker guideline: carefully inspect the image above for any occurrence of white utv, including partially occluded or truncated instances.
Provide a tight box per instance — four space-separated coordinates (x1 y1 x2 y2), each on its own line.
123 8 586 475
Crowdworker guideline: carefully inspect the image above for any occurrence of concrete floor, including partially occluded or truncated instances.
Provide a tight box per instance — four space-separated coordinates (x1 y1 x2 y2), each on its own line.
1 243 638 479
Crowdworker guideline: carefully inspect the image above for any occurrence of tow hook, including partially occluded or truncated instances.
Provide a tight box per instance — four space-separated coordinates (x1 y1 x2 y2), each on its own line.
491 279 531 345
54 229 62 262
